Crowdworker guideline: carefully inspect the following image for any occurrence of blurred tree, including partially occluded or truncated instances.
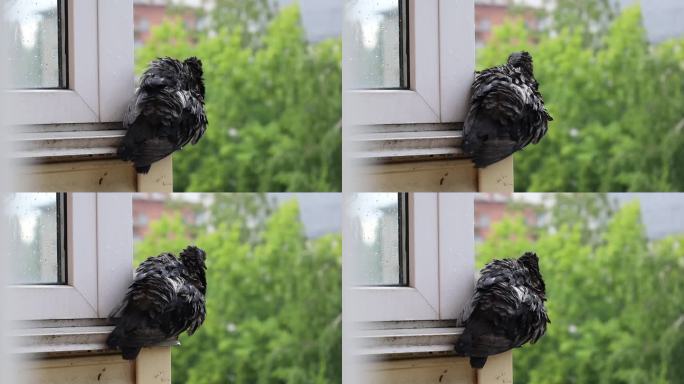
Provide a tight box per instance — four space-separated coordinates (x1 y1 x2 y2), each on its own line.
477 195 684 383
207 0 277 46
134 197 342 384
136 5 342 192
208 193 275 244
541 0 617 46
478 5 684 191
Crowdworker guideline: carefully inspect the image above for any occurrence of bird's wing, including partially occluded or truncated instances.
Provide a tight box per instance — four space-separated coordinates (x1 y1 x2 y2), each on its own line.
463 66 551 167
463 68 526 166
469 68 525 125
117 254 183 318
119 88 187 166
457 259 547 356
524 85 553 145
176 91 208 148
108 254 189 347
166 284 206 336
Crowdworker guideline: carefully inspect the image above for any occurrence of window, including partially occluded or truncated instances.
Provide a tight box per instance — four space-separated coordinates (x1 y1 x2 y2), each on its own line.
6 193 67 285
346 0 409 89
347 193 475 322
7 193 133 320
343 0 475 125
137 17 150 33
4 0 133 161
344 0 476 168
478 17 492 32
477 213 491 228
6 0 68 89
349 193 409 286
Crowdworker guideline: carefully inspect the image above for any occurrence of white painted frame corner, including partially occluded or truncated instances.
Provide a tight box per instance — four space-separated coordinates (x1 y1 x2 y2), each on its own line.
344 0 475 126
6 0 134 126
437 193 475 320
9 193 133 320
439 0 476 123
95 193 134 316
345 0 441 126
349 193 475 322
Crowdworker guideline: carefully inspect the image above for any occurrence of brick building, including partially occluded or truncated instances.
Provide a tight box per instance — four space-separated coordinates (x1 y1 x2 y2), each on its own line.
474 193 539 242
475 0 540 48
132 193 199 241
134 0 199 47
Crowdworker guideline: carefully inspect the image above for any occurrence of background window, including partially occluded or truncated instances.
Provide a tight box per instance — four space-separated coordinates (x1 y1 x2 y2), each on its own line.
345 0 409 89
4 0 68 89
6 193 67 285
349 193 409 286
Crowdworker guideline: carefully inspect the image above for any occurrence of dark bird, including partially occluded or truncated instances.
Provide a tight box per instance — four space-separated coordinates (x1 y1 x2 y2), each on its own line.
455 252 549 369
462 51 553 168
118 57 208 174
106 246 207 360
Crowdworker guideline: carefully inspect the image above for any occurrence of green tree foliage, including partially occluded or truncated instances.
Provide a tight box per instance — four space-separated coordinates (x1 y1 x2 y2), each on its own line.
136 5 342 192
134 198 342 383
541 0 618 45
477 195 684 383
208 0 277 46
478 5 684 191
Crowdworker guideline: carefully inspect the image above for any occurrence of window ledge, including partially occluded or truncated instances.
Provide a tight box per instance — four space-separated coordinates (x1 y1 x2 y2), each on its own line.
11 123 125 163
348 124 467 163
353 321 463 359
10 323 179 357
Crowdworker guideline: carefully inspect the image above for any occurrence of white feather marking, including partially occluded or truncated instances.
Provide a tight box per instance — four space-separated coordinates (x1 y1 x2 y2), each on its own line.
513 285 527 301
167 276 185 293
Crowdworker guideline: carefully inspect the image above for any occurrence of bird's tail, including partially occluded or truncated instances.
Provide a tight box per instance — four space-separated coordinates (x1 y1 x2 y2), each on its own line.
107 313 147 360
121 347 142 360
106 324 124 350
107 328 142 360
117 142 132 161
135 165 152 174
117 141 152 174
470 356 487 369
471 139 516 168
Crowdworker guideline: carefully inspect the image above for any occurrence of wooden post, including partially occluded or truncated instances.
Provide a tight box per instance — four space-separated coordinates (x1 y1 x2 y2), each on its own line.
476 351 513 384
136 347 172 384
477 156 514 192
137 156 173 192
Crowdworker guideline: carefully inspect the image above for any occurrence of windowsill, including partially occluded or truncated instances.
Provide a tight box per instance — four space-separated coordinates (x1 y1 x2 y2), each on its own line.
10 320 179 358
11 123 125 163
352 320 463 360
347 123 467 163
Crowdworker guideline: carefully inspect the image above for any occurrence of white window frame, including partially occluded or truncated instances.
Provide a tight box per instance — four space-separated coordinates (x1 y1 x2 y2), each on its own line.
8 193 133 320
344 0 475 126
6 0 133 126
349 193 475 322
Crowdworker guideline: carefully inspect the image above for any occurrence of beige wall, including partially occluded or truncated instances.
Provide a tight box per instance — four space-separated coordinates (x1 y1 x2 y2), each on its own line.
18 347 172 384
14 157 173 192
355 157 513 192
358 352 512 384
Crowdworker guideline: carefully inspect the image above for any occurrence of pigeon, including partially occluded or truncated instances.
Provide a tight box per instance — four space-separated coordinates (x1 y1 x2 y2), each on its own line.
118 57 208 174
106 246 207 360
455 252 549 369
462 51 553 168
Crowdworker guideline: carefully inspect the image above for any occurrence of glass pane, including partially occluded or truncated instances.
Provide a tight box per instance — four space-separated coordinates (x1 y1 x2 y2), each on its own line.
5 193 66 285
349 193 408 286
345 0 408 89
4 0 67 89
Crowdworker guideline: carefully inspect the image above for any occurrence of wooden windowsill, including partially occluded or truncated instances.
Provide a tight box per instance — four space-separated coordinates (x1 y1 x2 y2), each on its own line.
10 321 179 358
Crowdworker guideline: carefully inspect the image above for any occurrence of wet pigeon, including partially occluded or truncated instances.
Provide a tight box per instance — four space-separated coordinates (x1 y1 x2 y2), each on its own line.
118 57 208 174
462 51 552 168
106 246 207 360
455 252 549 369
